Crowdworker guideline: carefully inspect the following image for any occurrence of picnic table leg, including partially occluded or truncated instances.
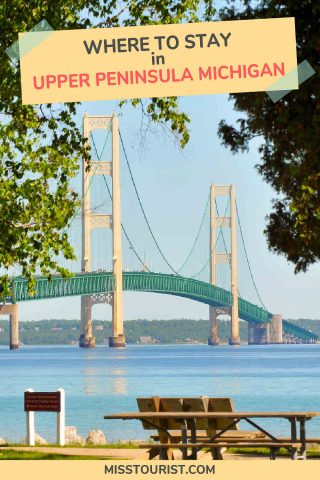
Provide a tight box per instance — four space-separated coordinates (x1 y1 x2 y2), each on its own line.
181 420 188 460
188 418 197 460
148 447 161 460
158 431 174 460
299 418 307 460
270 447 276 460
207 420 223 460
212 448 223 460
290 418 298 460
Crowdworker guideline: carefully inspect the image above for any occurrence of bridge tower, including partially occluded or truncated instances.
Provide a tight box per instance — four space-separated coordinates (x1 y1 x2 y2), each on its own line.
208 185 240 346
80 114 125 348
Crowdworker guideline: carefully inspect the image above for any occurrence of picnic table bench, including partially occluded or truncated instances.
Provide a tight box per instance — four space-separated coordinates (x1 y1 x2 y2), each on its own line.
104 397 320 460
136 396 266 459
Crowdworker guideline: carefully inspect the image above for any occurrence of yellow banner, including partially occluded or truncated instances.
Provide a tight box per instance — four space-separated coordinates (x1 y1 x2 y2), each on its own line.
0 460 320 480
19 18 298 105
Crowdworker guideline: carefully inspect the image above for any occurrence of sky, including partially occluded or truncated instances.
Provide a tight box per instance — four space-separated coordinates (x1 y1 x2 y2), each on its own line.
16 90 320 322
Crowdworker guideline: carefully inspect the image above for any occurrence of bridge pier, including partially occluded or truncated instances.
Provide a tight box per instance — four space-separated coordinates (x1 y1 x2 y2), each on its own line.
208 306 220 345
9 304 19 350
0 304 19 349
229 329 241 346
270 314 283 344
248 315 283 345
79 296 96 348
109 335 126 348
109 292 126 348
10 305 19 350
248 322 270 345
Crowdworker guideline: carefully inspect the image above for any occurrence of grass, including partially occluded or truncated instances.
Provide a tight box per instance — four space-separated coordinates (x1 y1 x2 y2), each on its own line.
0 450 113 460
0 440 143 460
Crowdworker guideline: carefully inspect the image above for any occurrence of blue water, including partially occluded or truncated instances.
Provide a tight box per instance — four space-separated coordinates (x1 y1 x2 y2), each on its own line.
0 344 320 443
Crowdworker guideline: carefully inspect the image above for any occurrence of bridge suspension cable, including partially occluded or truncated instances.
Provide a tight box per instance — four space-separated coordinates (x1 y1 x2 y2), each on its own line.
87 124 267 307
90 131 151 272
214 198 231 268
119 130 183 276
235 201 267 310
65 127 112 233
119 130 221 278
102 174 151 272
190 197 230 279
176 192 210 274
214 198 241 298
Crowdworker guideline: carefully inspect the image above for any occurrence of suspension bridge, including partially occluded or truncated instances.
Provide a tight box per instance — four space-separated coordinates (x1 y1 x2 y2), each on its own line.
3 114 318 349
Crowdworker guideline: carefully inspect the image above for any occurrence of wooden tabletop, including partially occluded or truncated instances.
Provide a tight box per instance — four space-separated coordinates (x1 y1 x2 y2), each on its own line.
104 411 320 420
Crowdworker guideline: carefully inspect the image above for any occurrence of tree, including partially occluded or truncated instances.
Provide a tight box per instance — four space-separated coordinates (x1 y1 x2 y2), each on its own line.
0 0 215 297
217 1 320 273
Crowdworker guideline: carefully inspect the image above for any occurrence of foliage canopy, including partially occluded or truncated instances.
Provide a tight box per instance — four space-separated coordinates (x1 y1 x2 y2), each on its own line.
0 0 215 297
218 0 320 272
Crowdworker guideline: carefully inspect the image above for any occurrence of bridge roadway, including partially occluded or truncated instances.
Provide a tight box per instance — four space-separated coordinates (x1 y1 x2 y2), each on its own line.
10 271 318 342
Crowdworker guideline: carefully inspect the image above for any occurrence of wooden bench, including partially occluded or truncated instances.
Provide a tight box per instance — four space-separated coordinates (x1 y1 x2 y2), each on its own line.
105 409 320 460
137 397 208 459
137 396 266 460
139 441 302 460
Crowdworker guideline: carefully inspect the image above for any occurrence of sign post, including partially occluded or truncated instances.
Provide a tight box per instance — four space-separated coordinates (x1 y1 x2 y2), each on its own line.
25 388 35 446
57 388 65 446
24 388 65 446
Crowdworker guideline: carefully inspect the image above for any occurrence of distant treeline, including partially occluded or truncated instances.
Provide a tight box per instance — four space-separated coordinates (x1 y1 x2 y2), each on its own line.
0 318 319 346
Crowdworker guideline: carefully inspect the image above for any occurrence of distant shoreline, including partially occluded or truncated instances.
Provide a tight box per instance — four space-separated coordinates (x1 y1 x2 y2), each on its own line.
0 318 319 346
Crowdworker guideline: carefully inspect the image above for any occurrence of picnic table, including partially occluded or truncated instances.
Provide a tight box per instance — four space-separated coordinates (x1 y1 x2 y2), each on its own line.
104 411 320 460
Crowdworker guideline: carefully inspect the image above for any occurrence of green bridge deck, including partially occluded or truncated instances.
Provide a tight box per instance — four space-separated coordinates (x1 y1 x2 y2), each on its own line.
10 271 318 341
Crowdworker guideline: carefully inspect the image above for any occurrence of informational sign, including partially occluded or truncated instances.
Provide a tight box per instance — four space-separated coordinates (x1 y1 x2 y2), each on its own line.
24 391 61 412
24 388 65 446
19 18 298 105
